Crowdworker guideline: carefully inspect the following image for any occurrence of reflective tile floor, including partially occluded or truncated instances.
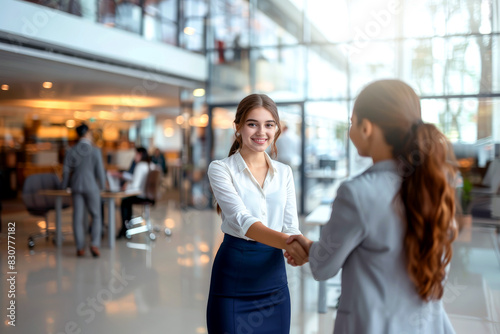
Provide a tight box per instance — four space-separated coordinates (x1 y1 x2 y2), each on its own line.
1 198 499 334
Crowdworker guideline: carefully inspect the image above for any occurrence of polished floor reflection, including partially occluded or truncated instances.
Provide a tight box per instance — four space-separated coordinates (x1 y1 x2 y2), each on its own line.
1 198 499 334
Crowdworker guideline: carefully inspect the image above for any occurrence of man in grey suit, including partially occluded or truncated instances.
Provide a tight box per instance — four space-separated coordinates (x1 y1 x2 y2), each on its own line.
62 123 105 257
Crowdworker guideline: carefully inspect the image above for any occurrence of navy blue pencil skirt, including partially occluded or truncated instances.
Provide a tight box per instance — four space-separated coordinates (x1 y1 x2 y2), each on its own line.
206 234 291 334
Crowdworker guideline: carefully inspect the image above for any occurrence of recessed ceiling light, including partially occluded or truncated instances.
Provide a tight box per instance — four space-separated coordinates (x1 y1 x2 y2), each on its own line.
1 84 9 91
43 82 53 89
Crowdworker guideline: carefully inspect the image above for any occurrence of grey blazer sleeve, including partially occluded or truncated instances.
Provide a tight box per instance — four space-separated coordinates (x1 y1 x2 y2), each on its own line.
94 148 106 191
309 182 368 281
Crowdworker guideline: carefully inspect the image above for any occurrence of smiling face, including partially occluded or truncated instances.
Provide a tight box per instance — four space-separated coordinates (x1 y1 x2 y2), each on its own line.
238 107 277 154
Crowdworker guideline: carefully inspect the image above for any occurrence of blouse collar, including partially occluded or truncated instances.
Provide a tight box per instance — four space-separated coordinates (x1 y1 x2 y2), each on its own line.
234 151 278 177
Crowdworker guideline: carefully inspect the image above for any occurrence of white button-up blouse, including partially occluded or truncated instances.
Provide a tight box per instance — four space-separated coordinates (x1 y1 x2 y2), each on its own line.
207 151 301 241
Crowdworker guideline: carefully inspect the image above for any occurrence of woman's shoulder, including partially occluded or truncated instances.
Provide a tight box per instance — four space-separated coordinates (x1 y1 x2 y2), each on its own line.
270 158 288 169
269 159 292 174
134 161 150 173
208 156 234 175
338 168 401 204
209 156 230 167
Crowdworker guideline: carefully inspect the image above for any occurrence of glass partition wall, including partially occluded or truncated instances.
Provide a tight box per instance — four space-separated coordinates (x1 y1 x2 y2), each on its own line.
17 0 500 212
21 0 209 53
207 0 500 214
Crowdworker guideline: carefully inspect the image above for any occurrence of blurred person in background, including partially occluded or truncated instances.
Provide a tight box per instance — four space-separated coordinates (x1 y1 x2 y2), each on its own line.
276 123 301 170
151 147 167 175
62 123 105 257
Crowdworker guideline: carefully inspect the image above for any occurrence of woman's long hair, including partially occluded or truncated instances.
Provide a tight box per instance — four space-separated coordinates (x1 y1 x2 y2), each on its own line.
354 80 457 301
216 94 282 214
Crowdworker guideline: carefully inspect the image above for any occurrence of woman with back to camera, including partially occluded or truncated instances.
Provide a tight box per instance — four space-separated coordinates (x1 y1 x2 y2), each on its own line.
286 79 457 333
206 94 308 334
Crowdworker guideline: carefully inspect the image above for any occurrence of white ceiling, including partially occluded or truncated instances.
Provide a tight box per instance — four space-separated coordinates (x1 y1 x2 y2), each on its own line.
0 47 187 121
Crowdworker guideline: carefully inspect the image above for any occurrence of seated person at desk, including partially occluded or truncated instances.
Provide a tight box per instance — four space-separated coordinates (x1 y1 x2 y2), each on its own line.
108 150 136 186
116 147 155 239
62 123 105 257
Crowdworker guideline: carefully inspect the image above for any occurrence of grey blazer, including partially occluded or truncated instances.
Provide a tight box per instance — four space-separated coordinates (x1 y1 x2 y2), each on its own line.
309 160 455 334
61 139 106 193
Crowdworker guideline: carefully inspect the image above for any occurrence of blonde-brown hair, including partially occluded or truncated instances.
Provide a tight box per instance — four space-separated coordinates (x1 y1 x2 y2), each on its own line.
216 94 281 214
354 79 457 301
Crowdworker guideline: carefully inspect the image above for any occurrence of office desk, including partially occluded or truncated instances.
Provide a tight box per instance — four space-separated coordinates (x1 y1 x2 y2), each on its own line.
38 190 141 249
305 204 333 314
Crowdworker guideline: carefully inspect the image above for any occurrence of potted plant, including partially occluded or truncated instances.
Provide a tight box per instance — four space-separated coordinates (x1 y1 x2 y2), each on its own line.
456 174 473 231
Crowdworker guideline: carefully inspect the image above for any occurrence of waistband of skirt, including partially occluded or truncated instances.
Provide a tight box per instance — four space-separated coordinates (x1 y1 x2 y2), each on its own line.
223 233 278 251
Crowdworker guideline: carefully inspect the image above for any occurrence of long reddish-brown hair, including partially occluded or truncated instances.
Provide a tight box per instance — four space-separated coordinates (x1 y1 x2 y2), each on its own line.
216 94 281 214
354 80 457 301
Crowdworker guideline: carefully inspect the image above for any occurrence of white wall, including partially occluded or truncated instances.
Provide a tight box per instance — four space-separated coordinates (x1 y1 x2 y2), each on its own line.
0 0 207 82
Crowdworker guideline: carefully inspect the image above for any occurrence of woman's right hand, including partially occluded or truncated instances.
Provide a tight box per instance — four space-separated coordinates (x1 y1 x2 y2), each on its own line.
284 235 313 266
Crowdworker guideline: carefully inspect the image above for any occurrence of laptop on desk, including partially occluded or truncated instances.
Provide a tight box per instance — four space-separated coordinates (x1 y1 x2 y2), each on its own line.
106 171 122 193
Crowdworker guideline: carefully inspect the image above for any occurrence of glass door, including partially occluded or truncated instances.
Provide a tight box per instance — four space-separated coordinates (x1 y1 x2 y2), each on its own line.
304 101 350 213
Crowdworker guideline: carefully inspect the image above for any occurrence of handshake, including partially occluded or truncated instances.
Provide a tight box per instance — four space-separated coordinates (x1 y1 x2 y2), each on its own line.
283 235 313 266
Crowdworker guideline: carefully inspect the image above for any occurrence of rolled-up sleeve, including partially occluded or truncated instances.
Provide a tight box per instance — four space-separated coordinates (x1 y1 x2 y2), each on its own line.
281 166 301 235
309 182 367 281
208 161 261 238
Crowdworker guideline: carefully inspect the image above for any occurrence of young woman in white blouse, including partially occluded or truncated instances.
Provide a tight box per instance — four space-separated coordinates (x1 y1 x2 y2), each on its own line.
206 94 308 334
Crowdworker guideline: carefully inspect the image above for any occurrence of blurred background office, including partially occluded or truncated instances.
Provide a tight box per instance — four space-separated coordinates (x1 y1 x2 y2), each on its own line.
0 0 499 333
1 0 499 213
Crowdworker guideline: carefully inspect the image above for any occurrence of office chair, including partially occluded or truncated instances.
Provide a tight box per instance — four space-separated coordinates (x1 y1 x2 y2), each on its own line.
126 169 172 240
22 173 71 248
470 159 500 230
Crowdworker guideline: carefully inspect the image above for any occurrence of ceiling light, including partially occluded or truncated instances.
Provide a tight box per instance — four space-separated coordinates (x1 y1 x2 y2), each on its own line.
184 27 195 35
66 120 76 128
42 82 53 89
176 115 184 124
1 84 9 91
164 127 174 137
193 88 205 97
